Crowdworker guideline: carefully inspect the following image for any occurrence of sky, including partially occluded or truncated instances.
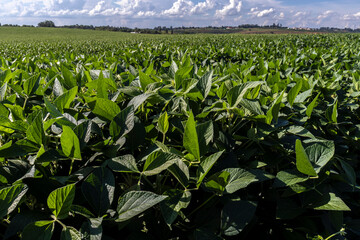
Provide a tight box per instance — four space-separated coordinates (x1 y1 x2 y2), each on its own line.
1 0 360 29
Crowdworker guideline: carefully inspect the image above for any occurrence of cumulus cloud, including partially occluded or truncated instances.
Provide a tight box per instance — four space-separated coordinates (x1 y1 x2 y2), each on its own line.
1 0 360 28
190 0 215 14
215 0 242 19
162 0 194 16
249 7 275 18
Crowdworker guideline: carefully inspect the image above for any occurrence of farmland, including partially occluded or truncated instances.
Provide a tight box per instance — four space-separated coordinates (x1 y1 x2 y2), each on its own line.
0 27 359 239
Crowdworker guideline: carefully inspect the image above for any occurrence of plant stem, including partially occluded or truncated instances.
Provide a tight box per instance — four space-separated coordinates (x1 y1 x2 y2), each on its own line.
69 159 75 175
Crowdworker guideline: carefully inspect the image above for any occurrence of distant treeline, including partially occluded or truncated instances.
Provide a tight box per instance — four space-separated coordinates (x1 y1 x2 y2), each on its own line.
1 21 360 34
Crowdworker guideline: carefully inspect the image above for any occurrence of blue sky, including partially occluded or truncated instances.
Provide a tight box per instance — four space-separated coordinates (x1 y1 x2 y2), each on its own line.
1 0 360 28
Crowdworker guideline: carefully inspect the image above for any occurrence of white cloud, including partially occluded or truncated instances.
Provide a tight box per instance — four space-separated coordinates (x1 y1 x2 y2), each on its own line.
190 0 215 14
249 7 275 18
162 0 194 17
1 0 360 29
215 0 242 19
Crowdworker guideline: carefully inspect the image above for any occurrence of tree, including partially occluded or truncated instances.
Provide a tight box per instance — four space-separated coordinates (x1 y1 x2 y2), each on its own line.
38 20 55 28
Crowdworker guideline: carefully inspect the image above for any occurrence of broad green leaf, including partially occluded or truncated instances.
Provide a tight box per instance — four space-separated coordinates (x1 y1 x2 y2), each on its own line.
266 90 284 124
175 65 193 91
116 191 167 222
108 155 139 173
325 99 338 123
240 99 264 115
313 193 351 211
304 139 335 173
0 184 28 219
286 125 315 139
47 184 75 220
221 200 257 236
54 86 78 112
127 93 153 110
61 125 82 160
223 168 272 194
157 112 169 135
80 218 103 240
340 160 357 188
81 167 115 216
26 111 45 146
227 81 263 108
295 140 317 176
197 151 224 187
160 189 191 226
61 66 77 89
0 82 7 101
196 121 214 157
197 70 213 99
204 171 230 194
44 97 76 127
287 80 303 106
22 220 54 240
168 159 190 188
93 98 121 121
139 71 155 91
273 169 309 188
143 151 178 176
61 226 82 240
183 112 200 161
306 93 320 118
109 106 135 139
23 74 40 96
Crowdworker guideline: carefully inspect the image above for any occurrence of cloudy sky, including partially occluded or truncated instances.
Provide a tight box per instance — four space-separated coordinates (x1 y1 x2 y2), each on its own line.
1 0 360 28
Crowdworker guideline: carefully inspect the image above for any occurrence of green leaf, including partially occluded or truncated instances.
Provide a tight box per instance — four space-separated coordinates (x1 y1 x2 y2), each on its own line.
160 190 191 226
197 70 213 99
81 167 115 216
313 193 351 211
93 98 121 121
47 184 75 220
108 155 139 173
266 90 284 124
223 168 272 194
139 71 155 91
61 125 82 160
109 106 135 139
127 93 153 110
175 65 193 91
168 159 190 188
273 169 309 188
54 86 78 112
326 99 338 123
306 93 320 118
295 139 317 177
61 226 82 240
61 66 77 89
196 121 214 157
340 159 357 188
204 171 230 194
227 81 263 108
197 151 224 188
23 74 40 96
287 80 303 106
240 99 264 115
157 112 169 135
0 82 7 101
143 151 178 176
26 111 45 146
22 220 54 240
183 111 200 161
221 200 257 236
304 139 335 173
0 184 28 219
116 191 167 222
